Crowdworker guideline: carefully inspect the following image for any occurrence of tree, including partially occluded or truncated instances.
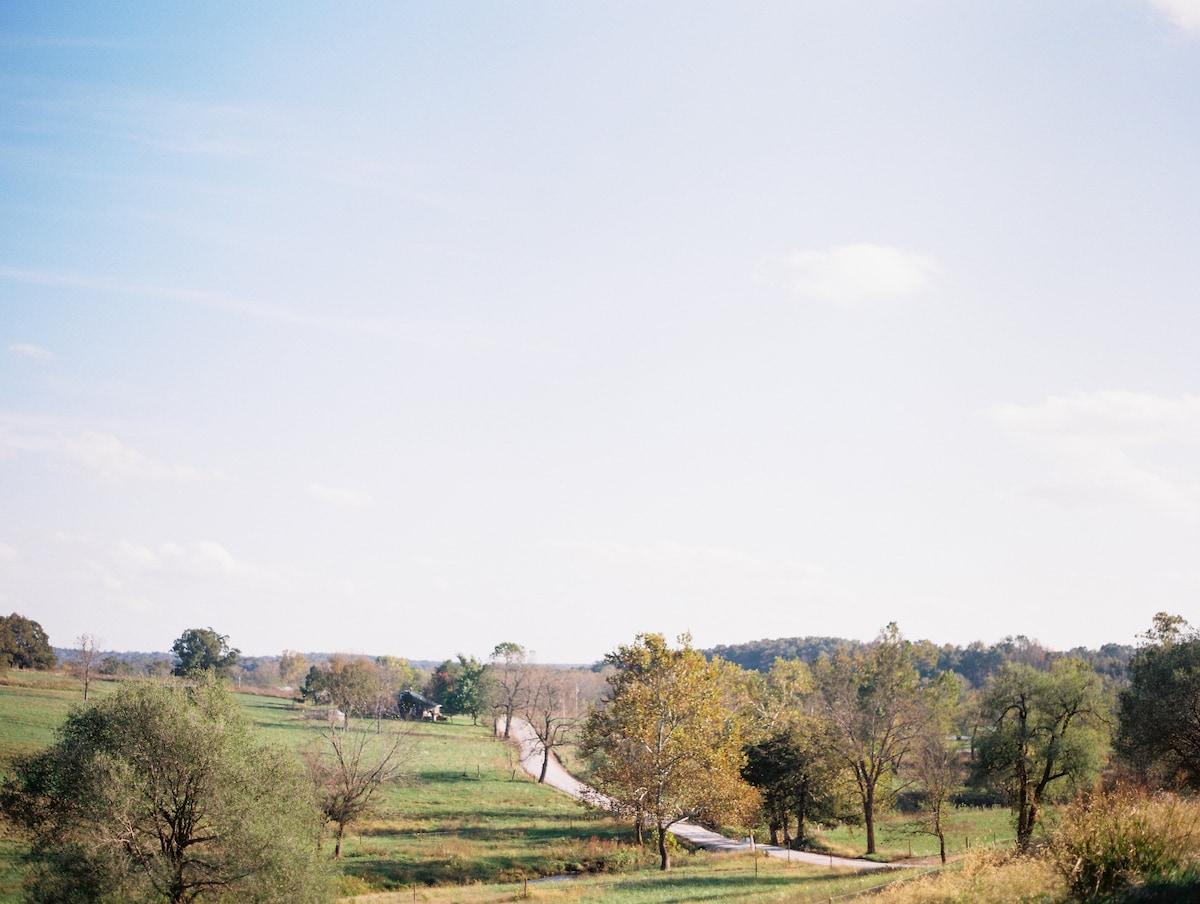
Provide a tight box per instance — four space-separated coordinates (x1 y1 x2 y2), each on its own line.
1117 613 1200 789
911 728 961 864
746 657 813 735
813 624 951 855
301 655 380 724
520 665 576 783
280 649 309 688
73 632 101 701
304 728 413 859
429 654 491 724
0 678 331 903
0 613 56 671
741 719 849 848
973 658 1107 850
580 633 757 869
171 626 239 678
490 641 530 739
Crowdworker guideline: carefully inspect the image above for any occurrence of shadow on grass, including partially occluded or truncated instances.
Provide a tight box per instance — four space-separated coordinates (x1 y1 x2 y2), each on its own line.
340 849 890 897
358 820 624 841
1109 876 1200 904
597 871 892 903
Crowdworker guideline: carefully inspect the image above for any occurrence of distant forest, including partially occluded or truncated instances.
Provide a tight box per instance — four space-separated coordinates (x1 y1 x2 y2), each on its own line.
53 633 1136 693
702 634 1135 687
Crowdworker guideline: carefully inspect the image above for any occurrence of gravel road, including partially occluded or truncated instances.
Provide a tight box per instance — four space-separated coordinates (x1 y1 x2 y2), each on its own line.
499 716 898 871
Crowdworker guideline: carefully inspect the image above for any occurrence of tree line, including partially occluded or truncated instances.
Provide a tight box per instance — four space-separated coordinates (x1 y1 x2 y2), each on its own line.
704 633 1135 687
580 615 1200 870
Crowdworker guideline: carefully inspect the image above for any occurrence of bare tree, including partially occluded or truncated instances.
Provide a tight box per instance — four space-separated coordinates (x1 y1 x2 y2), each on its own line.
304 727 415 859
74 632 101 701
912 731 961 863
490 641 529 740
520 666 577 783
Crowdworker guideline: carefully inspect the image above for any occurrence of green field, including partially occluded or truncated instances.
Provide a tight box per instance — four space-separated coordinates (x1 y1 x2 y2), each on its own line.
0 672 1018 903
805 805 1016 861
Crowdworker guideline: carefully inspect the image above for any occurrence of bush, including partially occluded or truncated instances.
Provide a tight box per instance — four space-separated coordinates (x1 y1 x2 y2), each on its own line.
1049 785 1200 900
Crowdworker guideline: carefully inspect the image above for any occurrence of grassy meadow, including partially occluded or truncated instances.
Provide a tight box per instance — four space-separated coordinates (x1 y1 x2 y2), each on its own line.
805 805 1016 862
0 671 1020 904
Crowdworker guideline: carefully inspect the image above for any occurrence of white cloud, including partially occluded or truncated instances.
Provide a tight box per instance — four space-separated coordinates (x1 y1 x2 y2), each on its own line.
757 243 941 303
7 343 55 361
85 558 125 590
992 391 1200 518
0 414 219 481
110 539 241 580
307 483 374 507
1146 0 1200 33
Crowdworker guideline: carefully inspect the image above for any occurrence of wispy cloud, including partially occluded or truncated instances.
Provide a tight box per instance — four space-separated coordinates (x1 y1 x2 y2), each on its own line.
1145 0 1200 34
542 538 851 602
7 343 54 361
114 539 240 578
87 539 244 593
992 391 1200 518
0 266 495 349
307 483 374 507
756 243 941 303
0 413 220 482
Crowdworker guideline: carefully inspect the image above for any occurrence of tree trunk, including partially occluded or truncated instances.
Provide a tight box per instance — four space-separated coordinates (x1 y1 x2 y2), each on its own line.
539 747 550 783
334 824 345 860
657 824 670 870
938 830 946 864
864 780 877 855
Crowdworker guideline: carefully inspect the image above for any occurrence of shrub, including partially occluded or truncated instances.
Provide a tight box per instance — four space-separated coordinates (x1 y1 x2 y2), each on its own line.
1048 785 1200 900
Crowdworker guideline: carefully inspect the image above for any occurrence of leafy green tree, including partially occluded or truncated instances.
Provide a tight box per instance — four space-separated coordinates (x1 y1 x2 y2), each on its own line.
433 654 490 724
581 633 757 869
171 626 239 678
0 613 57 671
813 623 953 855
973 658 1108 849
0 678 331 903
741 718 849 847
1117 613 1200 789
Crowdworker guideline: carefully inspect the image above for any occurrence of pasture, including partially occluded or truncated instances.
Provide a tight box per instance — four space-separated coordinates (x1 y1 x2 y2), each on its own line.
0 672 1019 903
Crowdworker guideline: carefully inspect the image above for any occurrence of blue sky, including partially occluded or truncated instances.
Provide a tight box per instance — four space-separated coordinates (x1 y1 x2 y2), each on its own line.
3 1 1200 663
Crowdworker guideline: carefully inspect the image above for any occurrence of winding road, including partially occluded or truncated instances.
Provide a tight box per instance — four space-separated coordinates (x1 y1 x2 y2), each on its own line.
500 717 898 871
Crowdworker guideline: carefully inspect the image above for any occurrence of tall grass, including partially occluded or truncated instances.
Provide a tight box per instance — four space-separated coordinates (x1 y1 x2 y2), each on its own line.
1048 786 1200 901
868 849 1064 904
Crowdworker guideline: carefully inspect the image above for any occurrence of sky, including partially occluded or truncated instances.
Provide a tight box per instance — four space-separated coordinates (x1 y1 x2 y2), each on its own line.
3 1 1200 665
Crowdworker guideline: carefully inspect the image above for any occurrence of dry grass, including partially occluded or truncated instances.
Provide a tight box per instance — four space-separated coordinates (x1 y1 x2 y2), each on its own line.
1048 786 1200 901
868 849 1065 904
